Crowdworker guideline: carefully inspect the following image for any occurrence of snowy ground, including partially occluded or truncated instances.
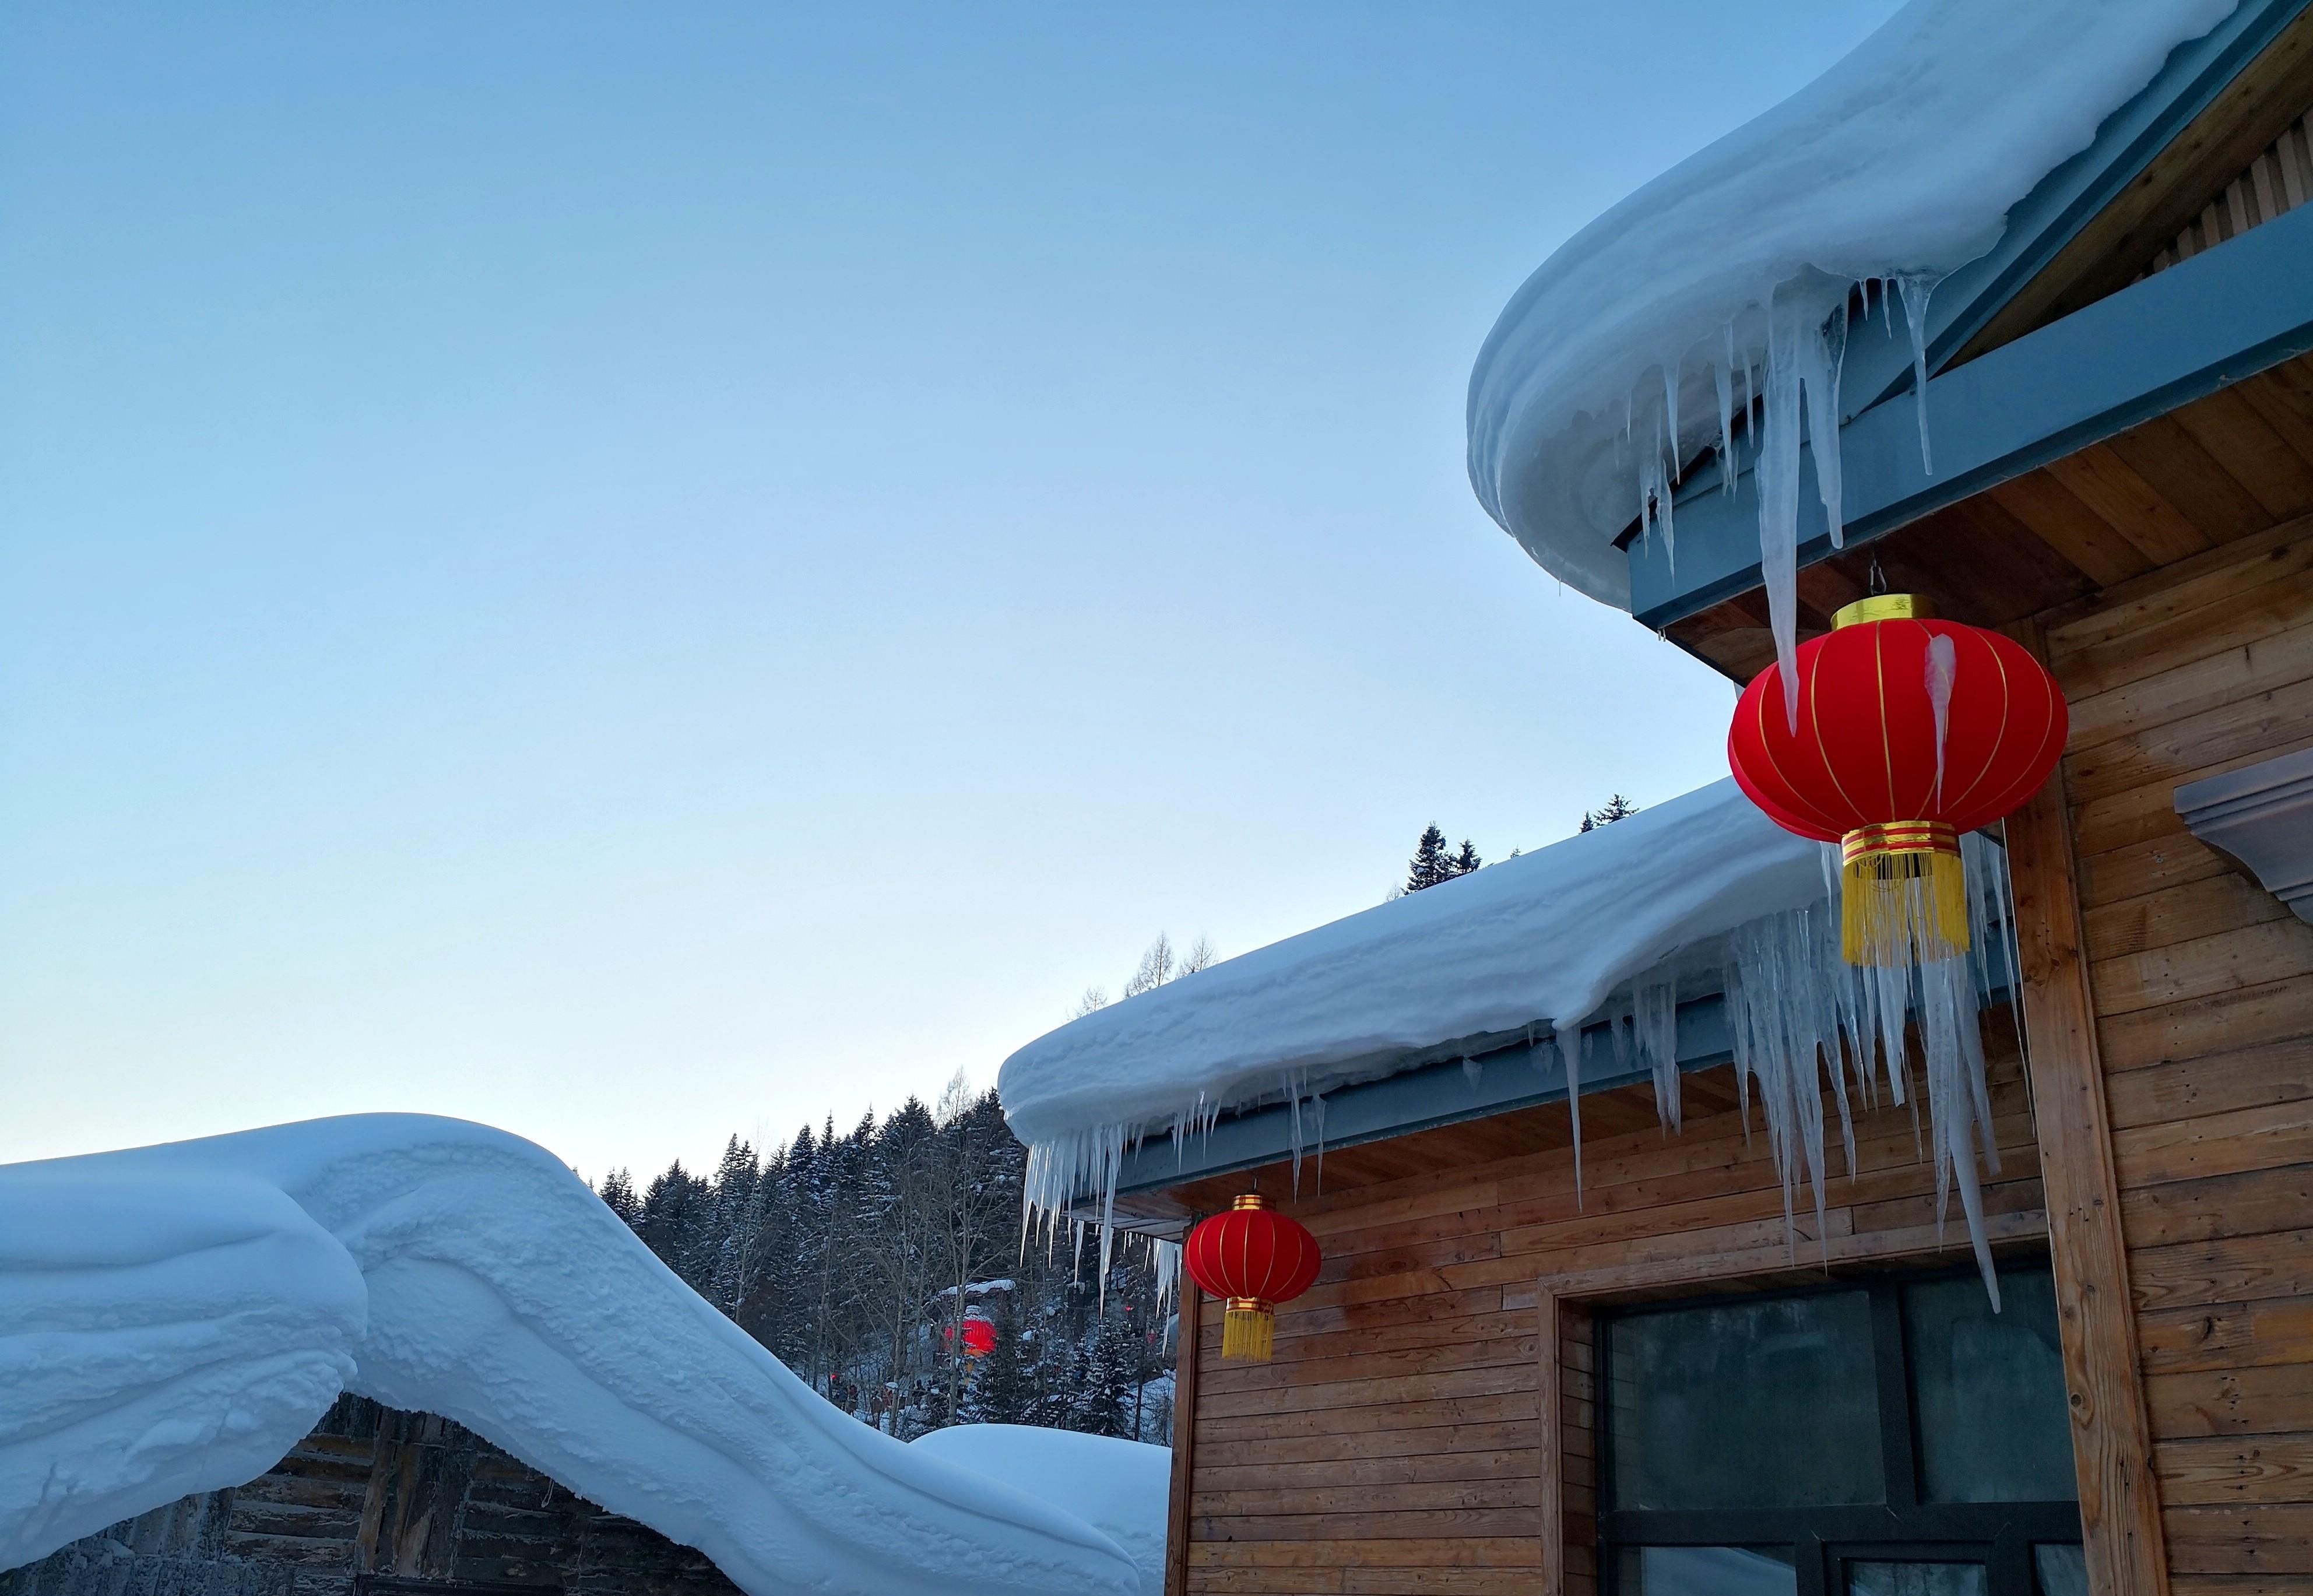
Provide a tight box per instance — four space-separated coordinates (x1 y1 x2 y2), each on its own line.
913 1425 1170 1596
0 1115 1144 1595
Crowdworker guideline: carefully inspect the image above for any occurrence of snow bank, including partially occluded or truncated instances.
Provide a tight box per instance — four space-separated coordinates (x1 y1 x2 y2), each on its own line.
999 779 1825 1210
0 1117 1140 1595
913 1426 1169 1596
1467 0 2234 624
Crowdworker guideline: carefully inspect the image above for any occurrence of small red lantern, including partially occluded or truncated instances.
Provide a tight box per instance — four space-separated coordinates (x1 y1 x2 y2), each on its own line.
1728 594 2065 966
944 1315 997 1358
1181 1194 1321 1363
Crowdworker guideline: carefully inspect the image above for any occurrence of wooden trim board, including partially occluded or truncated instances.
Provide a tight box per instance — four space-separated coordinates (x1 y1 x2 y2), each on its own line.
2004 623 2173 1596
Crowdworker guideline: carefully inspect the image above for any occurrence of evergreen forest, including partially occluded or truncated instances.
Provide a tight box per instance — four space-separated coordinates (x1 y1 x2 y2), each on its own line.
596 1079 1176 1447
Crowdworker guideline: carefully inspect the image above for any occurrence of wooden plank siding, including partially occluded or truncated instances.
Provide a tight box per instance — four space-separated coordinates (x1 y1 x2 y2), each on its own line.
1170 1041 2049 1596
0 1396 742 1596
2038 524 2313 1594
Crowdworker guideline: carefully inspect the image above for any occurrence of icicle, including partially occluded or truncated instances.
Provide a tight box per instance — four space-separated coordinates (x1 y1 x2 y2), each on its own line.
1463 1056 1482 1091
1307 1094 1327 1196
1716 328 1738 498
1151 1236 1180 1316
1757 296 1806 730
1926 634 1957 804
1801 298 1850 552
1557 1022 1585 1209
1898 272 1941 474
1635 968 1681 1133
1753 282 1855 727
1662 362 1681 480
1288 1076 1305 1196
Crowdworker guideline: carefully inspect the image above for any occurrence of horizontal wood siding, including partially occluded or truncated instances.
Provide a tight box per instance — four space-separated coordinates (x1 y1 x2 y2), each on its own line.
2044 518 2313 1592
1179 1047 2046 1596
0 1397 741 1596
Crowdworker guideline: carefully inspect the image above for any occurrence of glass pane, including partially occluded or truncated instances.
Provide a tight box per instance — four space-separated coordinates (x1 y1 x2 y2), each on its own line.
1619 1545 1797 1595
1608 1291 1883 1509
2033 1545 2089 1596
1904 1267 2077 1502
1846 1562 1987 1596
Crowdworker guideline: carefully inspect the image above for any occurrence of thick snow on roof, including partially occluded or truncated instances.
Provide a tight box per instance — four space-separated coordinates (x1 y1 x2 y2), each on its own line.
0 1116 1139 1595
999 779 1822 1161
1467 0 2236 610
913 1426 1169 1596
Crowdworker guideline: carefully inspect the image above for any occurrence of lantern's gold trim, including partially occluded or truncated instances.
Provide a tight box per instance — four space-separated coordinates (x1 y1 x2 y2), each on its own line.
1231 1193 1270 1212
1839 821 1969 966
1833 592 1938 628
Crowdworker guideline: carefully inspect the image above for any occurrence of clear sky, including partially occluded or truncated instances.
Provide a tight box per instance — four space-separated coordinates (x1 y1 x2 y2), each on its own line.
0 2 1902 1182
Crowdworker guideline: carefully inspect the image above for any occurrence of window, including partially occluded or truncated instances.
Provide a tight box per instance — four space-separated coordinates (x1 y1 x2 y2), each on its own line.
1601 1263 2081 1596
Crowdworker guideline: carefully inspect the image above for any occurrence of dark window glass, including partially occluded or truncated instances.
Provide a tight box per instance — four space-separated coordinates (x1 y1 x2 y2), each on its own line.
1618 1545 1797 1595
1903 1268 2076 1503
1608 1290 1884 1510
1846 1561 1987 1595
2031 1545 2088 1596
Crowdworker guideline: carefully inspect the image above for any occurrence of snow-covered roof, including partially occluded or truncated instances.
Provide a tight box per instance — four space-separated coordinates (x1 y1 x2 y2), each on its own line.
0 1116 1140 1596
999 779 1825 1202
1465 0 2237 611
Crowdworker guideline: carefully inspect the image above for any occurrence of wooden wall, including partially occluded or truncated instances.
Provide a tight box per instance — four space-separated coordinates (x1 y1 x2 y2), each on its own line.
2038 517 2313 1593
0 1397 741 1596
1168 1038 2049 1596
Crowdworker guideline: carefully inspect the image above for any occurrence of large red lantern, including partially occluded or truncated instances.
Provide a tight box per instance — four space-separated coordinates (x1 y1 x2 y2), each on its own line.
1182 1194 1322 1363
1728 595 2066 966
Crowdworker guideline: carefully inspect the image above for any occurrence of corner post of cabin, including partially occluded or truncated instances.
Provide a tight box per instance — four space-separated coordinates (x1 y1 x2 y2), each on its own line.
1538 1285 1564 1596
1164 1272 1201 1596
2004 621 2171 1596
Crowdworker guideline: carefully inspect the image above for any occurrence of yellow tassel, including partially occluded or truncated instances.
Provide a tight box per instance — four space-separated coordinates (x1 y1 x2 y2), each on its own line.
1840 822 1968 967
1221 1299 1275 1362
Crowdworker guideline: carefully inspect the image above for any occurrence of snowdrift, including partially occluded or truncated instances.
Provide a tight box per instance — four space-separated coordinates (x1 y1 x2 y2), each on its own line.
0 1116 1140 1595
913 1425 1170 1596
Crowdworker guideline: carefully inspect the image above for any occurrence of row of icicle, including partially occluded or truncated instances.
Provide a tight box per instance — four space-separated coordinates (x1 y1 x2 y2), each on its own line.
1022 831 2021 1308
1625 272 1942 727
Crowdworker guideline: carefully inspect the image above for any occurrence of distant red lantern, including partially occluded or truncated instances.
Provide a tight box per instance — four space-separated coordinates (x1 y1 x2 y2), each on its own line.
944 1315 997 1358
1181 1194 1321 1363
1728 594 2066 966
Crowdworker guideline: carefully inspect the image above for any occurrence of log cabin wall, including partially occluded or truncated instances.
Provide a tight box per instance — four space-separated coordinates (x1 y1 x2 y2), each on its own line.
1162 1036 2048 1596
0 1397 741 1596
2033 518 2313 1592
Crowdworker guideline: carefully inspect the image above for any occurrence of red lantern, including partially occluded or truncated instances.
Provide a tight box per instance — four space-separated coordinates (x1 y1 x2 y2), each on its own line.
1181 1194 1322 1363
1728 594 2066 966
944 1315 997 1358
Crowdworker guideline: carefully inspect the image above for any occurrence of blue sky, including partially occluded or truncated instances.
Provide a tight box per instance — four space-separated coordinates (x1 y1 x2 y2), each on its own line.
0 2 1901 1180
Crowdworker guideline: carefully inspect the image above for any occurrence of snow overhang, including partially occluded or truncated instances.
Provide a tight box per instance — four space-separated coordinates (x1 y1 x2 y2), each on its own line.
996 781 1830 1197
1465 0 2270 613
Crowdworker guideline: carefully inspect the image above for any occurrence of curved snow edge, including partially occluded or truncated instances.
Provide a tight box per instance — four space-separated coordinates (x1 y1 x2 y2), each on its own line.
1465 0 2238 608
0 1116 1139 1596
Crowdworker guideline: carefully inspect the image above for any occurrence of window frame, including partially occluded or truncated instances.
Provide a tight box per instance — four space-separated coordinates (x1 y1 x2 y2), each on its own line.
1597 1263 2082 1596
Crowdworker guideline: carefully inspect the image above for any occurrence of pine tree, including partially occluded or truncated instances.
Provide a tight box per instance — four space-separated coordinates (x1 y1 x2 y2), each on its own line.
1405 825 1453 892
1451 839 1481 877
597 1168 641 1229
1581 793 1641 831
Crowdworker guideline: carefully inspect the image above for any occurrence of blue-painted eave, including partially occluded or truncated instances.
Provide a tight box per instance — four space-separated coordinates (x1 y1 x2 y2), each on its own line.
1629 187 2313 631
